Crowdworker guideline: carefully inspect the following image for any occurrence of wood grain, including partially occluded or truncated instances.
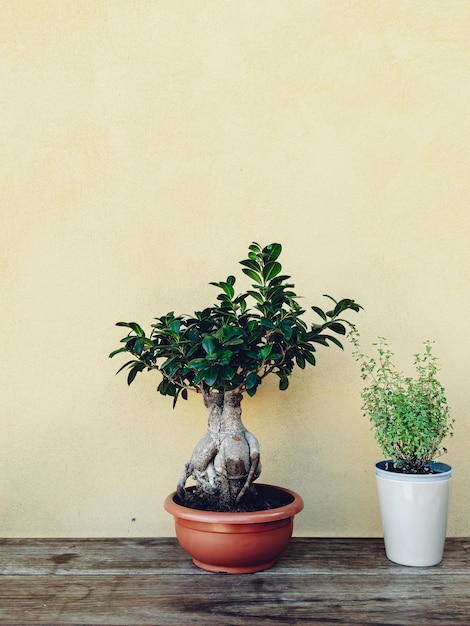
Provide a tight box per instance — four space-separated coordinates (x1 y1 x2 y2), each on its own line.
0 538 468 624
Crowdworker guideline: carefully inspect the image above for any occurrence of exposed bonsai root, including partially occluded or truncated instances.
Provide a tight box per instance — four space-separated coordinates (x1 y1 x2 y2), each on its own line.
176 391 223 499
236 448 260 504
177 389 261 509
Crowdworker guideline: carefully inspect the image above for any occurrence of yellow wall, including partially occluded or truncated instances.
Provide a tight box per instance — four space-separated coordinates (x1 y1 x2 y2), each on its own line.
1 1 469 537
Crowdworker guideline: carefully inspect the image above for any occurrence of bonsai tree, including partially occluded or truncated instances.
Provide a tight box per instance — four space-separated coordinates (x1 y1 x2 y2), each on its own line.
110 242 361 510
350 328 454 473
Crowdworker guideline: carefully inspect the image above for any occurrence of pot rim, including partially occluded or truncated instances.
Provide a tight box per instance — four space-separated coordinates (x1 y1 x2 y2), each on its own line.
164 483 304 524
375 460 453 482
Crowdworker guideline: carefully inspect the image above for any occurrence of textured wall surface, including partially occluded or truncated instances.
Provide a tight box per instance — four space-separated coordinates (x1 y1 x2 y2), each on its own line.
1 1 469 537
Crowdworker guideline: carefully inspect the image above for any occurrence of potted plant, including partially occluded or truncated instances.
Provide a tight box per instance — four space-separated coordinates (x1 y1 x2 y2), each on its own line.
110 242 361 573
350 329 454 566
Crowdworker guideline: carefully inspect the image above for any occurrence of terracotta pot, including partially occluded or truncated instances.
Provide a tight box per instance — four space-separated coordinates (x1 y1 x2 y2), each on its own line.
164 483 304 574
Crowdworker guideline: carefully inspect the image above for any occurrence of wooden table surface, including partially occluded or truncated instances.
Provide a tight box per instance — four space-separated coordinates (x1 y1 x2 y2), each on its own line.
0 537 468 625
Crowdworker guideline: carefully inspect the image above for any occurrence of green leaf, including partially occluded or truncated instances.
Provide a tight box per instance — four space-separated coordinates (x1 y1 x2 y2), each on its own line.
219 326 245 346
216 293 231 306
260 344 273 360
303 350 316 366
246 371 259 389
193 369 207 385
204 366 219 387
247 290 264 304
202 336 215 354
240 259 261 272
242 268 262 283
109 347 129 358
279 376 289 391
311 306 327 321
260 318 275 329
263 261 282 282
219 280 235 299
129 323 145 336
134 337 145 355
115 359 139 376
127 363 145 385
221 366 236 381
161 355 181 375
157 380 167 395
116 321 146 337
332 298 363 316
264 243 282 260
322 334 344 349
169 320 181 334
279 320 293 341
328 322 346 335
187 358 208 370
268 274 292 286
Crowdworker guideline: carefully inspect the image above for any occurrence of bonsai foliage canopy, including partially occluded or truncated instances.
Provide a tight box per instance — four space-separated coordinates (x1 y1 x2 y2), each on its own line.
110 242 361 509
110 242 362 403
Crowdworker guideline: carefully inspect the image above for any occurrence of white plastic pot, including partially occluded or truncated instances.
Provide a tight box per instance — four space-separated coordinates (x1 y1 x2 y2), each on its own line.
375 461 453 567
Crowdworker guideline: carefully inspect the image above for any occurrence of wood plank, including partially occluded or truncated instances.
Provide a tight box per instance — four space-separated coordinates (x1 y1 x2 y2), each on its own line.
0 538 468 625
0 538 190 576
0 571 469 625
2 537 469 575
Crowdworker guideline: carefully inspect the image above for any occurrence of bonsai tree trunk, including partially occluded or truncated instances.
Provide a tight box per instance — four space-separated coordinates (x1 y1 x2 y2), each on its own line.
177 389 261 510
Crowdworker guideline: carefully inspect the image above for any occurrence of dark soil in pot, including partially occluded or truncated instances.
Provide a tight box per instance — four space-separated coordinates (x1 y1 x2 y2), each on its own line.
175 484 294 513
382 461 444 475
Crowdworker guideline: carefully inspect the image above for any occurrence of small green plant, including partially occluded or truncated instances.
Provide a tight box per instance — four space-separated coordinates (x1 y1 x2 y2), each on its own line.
350 328 453 473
